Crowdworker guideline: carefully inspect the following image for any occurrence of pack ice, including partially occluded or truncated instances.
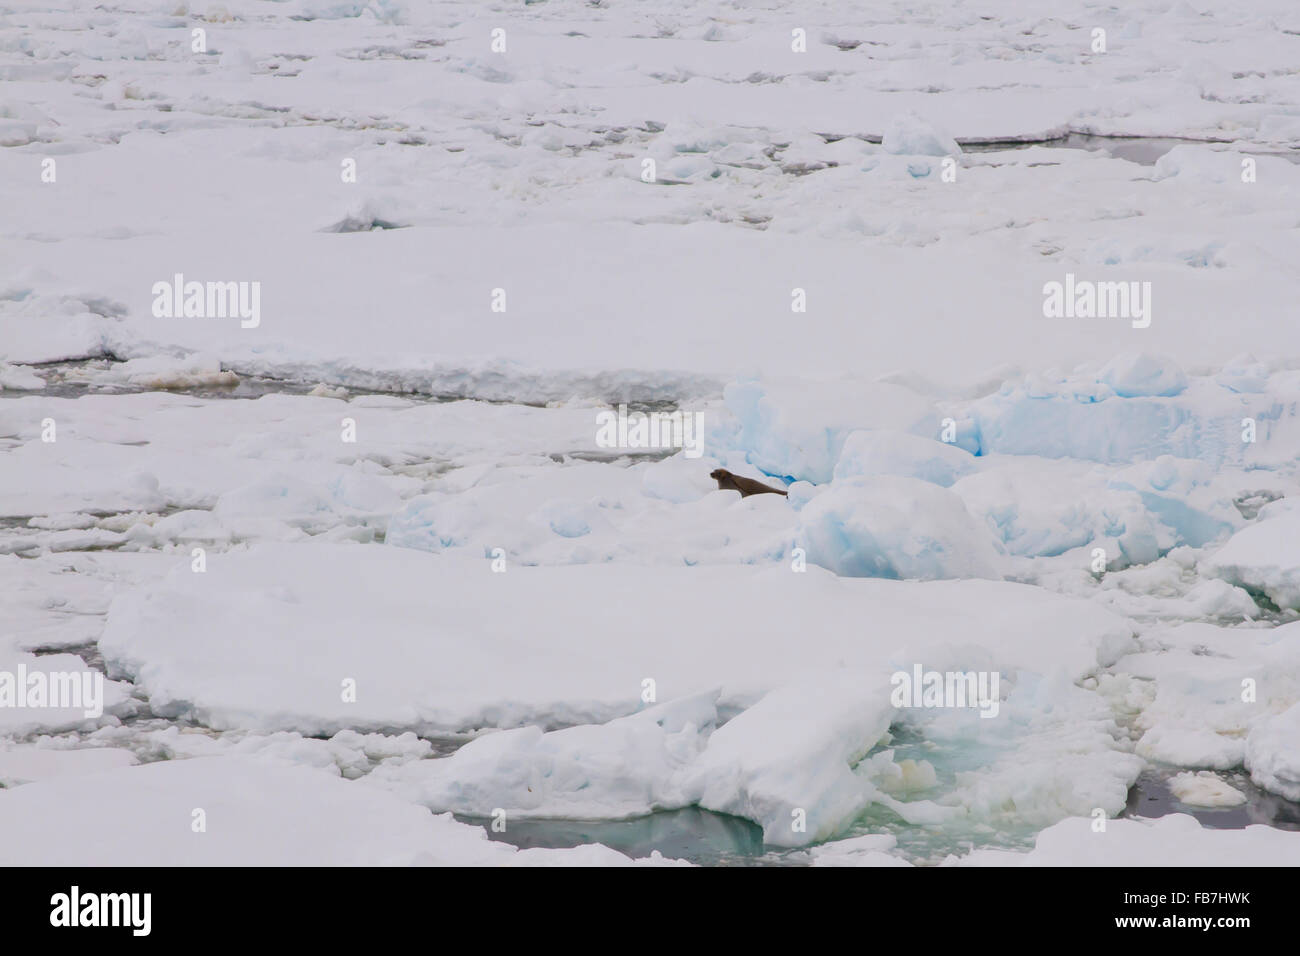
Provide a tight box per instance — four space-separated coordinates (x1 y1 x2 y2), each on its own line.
4 0 1300 867
98 542 1139 846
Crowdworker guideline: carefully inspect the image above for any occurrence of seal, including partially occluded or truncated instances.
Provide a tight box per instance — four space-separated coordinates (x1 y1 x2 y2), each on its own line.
710 468 788 498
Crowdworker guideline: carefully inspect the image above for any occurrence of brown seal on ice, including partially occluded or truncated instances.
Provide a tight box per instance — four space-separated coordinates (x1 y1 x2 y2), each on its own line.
710 468 788 498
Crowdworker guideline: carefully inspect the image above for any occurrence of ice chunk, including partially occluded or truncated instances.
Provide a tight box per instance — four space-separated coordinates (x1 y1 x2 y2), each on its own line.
1215 353 1269 394
798 476 1002 580
965 373 1285 468
955 459 1151 561
811 833 912 867
97 353 238 390
680 671 895 846
1097 352 1188 398
724 378 934 485
881 112 960 157
370 692 718 820
833 429 977 487
785 480 823 511
0 363 44 391
1203 509 1300 610
640 455 715 504
1168 771 1247 807
1116 621 1300 773
1137 726 1244 770
1245 703 1300 801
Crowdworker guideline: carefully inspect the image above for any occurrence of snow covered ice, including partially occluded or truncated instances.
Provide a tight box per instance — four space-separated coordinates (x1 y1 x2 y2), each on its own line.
2 0 1300 871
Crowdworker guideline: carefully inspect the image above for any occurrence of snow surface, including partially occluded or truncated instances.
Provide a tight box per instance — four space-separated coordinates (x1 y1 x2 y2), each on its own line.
0 745 138 787
951 813 1300 867
98 541 1133 730
5 2 1300 399
0 755 684 866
